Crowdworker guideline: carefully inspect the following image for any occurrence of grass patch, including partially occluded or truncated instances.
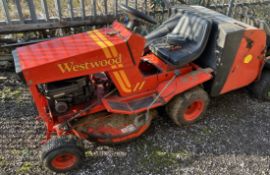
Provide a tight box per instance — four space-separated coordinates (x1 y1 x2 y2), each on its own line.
85 150 94 157
149 149 192 165
10 149 22 156
149 149 178 166
0 87 22 102
16 162 33 174
0 155 7 167
202 127 212 135
138 139 192 173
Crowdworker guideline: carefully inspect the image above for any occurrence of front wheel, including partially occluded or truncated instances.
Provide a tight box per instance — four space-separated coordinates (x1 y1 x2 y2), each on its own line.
166 87 209 126
41 136 85 173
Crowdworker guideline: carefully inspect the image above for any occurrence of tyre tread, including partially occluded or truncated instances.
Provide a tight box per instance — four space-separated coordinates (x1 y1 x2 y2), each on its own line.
166 86 209 126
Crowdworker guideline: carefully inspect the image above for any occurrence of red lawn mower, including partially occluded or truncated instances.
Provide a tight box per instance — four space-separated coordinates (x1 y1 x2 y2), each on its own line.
12 4 270 172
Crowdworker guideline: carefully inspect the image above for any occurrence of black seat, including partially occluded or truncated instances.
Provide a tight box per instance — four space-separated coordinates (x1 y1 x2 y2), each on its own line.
145 12 184 47
149 12 212 67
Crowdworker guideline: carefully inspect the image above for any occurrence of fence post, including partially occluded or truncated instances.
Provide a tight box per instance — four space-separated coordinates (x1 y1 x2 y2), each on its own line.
68 0 74 19
15 0 24 23
0 0 10 23
104 0 108 15
27 0 37 22
80 0 85 20
55 0 62 20
144 0 147 13
92 0 97 17
226 0 235 17
41 0 49 21
115 0 118 16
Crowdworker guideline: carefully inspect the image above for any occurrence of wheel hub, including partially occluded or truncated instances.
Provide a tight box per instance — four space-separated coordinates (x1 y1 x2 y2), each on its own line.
184 100 204 121
51 153 77 170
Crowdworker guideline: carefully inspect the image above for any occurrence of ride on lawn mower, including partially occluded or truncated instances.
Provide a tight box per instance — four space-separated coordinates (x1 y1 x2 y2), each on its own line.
12 4 270 172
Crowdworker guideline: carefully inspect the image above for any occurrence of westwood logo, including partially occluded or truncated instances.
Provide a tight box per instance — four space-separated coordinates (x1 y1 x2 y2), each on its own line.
57 55 122 73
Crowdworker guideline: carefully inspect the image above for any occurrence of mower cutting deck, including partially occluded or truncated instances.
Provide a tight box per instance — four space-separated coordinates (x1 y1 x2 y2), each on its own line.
70 111 153 144
13 4 270 172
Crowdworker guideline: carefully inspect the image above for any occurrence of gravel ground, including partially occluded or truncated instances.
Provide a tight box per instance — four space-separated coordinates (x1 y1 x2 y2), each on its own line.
0 71 269 175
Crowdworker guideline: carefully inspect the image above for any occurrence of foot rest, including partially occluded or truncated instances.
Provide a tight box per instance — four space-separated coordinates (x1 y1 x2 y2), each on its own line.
103 95 164 114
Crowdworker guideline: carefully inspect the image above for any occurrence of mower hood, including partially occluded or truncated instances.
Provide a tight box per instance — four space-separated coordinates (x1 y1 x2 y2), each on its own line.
12 22 145 84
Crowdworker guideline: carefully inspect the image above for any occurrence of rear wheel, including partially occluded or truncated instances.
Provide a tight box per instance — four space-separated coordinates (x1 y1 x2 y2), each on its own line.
265 60 270 69
250 69 270 101
41 136 85 173
166 87 209 125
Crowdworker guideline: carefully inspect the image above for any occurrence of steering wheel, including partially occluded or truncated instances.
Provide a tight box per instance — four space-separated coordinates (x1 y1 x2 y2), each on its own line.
120 4 157 26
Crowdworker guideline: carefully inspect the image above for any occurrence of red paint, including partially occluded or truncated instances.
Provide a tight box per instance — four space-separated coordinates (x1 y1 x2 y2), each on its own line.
158 67 213 102
97 124 151 144
221 29 266 94
184 100 204 121
51 153 78 170
15 21 213 142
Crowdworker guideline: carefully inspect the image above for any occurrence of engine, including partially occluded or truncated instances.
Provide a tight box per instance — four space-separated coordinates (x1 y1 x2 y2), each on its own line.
38 73 113 116
39 76 94 115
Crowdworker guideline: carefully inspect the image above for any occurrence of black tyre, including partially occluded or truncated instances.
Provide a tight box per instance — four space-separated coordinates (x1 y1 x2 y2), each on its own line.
250 69 270 101
166 87 209 126
41 136 85 173
265 60 270 69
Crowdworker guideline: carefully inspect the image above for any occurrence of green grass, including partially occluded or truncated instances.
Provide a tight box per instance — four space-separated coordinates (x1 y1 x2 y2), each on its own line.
85 150 94 157
16 162 33 174
0 156 7 167
135 138 192 173
0 86 23 102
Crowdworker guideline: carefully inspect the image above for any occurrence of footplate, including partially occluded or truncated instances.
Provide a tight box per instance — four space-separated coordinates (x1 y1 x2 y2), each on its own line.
102 94 164 114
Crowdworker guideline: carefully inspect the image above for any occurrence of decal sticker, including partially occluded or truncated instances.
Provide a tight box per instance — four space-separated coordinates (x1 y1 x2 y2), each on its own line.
121 124 136 133
133 82 141 92
88 31 112 58
87 30 145 94
57 56 122 73
113 71 132 93
244 54 253 64
93 30 118 58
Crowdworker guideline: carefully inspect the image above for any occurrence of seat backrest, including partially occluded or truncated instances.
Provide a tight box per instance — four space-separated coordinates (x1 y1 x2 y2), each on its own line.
145 12 184 47
171 13 212 44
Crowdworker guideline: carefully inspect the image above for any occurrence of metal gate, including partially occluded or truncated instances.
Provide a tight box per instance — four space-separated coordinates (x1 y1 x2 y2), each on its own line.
1 0 270 34
0 0 153 34
0 0 270 49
